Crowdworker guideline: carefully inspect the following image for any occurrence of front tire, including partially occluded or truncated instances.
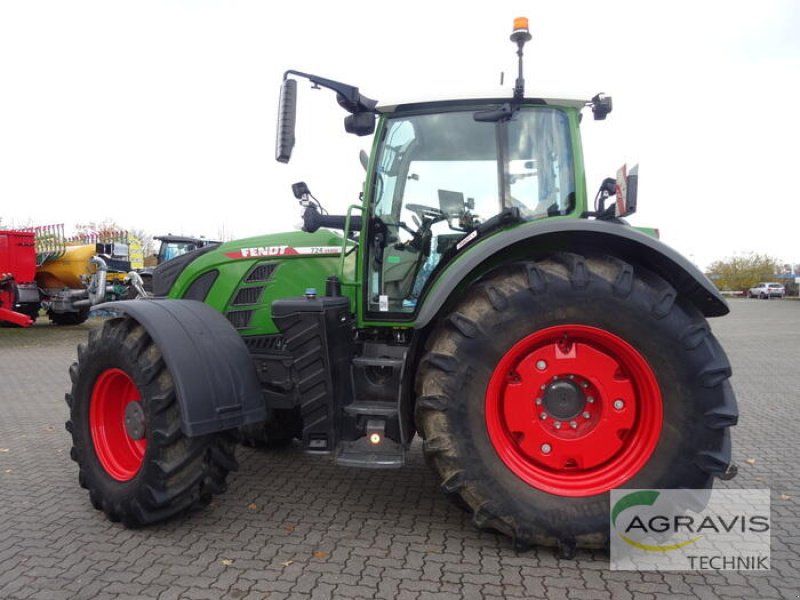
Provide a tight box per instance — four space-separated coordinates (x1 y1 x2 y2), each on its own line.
415 254 737 551
66 317 237 526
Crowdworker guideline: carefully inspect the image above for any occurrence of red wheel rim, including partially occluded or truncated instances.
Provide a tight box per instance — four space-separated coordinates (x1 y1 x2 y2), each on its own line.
90 368 147 481
486 325 662 496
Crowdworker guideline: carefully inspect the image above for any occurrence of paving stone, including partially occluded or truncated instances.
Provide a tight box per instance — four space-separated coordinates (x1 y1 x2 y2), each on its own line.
0 302 796 598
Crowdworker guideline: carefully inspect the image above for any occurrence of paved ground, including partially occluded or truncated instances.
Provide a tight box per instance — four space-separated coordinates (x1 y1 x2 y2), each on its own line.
0 300 798 600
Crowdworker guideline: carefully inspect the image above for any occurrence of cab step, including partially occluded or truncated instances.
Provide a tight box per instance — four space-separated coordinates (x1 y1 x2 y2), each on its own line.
351 356 405 369
335 417 405 468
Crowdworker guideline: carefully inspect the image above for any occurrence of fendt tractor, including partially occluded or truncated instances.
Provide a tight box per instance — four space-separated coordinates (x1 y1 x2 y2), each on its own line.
65 19 738 554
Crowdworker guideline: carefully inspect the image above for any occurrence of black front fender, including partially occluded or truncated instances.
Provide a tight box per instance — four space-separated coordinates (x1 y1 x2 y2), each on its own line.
416 220 728 328
94 299 265 436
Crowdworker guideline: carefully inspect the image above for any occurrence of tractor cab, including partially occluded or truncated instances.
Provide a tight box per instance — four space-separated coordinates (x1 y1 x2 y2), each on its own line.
154 235 220 265
364 99 581 313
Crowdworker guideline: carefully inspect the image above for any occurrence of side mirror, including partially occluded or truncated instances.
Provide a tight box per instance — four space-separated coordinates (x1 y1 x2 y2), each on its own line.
344 112 375 136
591 93 613 120
275 79 298 163
292 181 311 200
614 164 638 217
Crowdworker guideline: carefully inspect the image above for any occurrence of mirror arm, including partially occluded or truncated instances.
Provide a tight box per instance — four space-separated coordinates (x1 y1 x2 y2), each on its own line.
283 70 377 114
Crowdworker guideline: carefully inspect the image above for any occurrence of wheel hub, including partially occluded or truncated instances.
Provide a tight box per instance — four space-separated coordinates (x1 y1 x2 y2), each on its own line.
124 400 146 440
542 378 584 420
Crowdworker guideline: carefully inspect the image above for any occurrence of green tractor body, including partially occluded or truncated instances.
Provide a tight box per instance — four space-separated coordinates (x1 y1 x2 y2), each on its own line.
65 20 737 553
161 230 349 334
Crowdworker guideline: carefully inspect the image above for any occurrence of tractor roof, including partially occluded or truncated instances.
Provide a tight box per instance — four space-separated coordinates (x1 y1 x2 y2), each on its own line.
377 96 589 114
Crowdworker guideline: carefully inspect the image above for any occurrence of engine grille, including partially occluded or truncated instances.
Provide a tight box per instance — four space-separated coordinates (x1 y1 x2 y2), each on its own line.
232 286 263 306
224 262 278 330
246 263 278 282
226 310 254 330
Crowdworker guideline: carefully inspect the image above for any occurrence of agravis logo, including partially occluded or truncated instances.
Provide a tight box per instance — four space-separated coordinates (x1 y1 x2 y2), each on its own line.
610 489 771 571
612 490 701 552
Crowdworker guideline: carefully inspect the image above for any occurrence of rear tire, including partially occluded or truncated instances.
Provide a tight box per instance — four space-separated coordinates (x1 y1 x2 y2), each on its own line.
66 317 237 526
415 253 737 551
18 303 40 322
50 308 90 325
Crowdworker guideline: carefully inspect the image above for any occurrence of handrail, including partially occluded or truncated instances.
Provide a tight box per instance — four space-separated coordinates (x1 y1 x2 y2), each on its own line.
339 204 363 281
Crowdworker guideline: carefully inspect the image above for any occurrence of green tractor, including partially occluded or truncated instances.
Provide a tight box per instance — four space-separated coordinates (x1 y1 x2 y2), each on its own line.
65 19 737 554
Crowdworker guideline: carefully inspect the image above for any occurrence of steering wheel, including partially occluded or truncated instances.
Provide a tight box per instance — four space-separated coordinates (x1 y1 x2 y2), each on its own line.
405 203 446 221
392 204 446 253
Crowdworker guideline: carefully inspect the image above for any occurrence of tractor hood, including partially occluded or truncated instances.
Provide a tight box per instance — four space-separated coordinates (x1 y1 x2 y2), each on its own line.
159 229 351 335
218 231 343 261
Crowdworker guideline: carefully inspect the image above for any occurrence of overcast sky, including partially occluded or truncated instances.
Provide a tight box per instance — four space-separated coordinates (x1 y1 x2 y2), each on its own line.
1 0 798 270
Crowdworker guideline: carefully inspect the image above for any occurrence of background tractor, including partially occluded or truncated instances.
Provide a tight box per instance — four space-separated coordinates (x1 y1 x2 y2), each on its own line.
65 18 737 554
132 234 221 296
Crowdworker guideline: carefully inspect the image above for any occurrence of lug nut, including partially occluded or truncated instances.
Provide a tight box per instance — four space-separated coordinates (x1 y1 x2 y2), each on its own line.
540 412 548 420
554 421 562 430
586 396 595 404
581 382 589 389
570 421 578 429
536 360 547 371
535 397 543 405
582 411 591 419
614 399 625 410
541 443 552 454
568 374 575 380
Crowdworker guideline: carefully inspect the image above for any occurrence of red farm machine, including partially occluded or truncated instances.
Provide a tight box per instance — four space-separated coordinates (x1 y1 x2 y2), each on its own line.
0 229 37 326
0 225 139 326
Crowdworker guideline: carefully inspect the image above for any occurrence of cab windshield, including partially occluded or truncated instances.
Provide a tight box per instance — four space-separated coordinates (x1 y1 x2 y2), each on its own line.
367 106 575 314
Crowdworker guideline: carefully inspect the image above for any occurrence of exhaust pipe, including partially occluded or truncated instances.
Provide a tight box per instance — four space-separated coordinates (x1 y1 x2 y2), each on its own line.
88 256 108 306
72 286 115 308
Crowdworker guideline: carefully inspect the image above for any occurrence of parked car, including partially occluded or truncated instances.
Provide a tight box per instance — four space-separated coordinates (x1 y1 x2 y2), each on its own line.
748 282 785 299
